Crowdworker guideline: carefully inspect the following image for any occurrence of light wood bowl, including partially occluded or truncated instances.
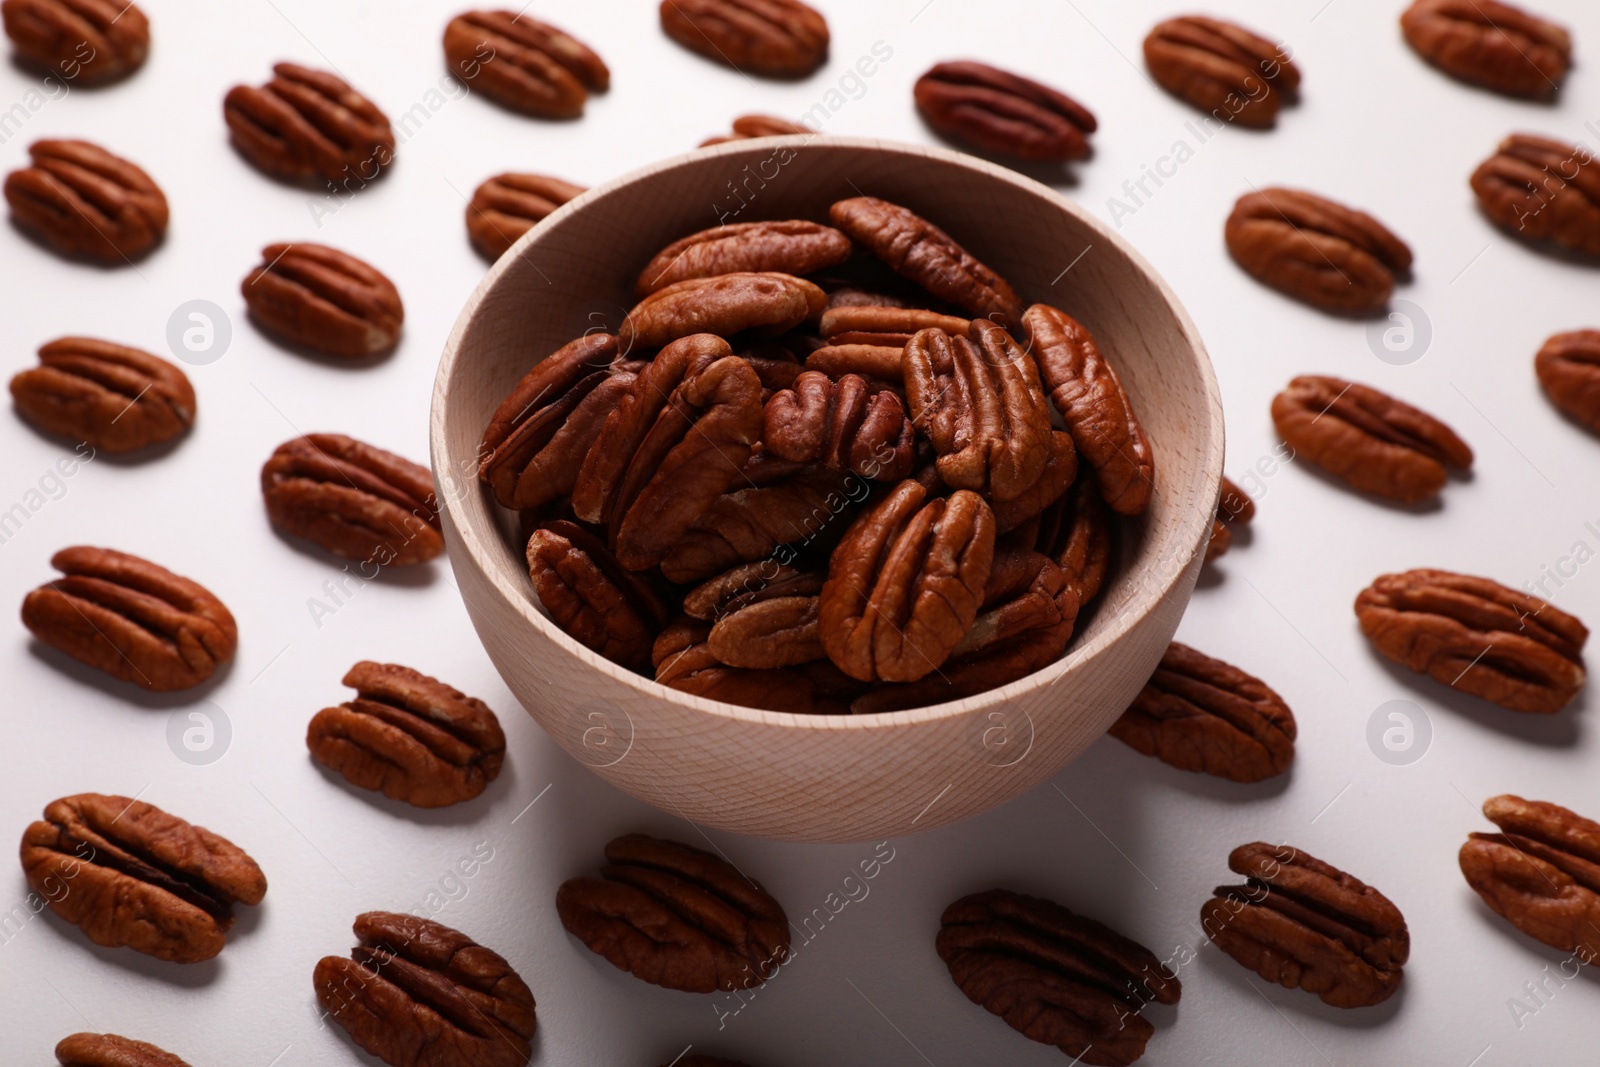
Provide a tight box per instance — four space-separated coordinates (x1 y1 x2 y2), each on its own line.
431 138 1223 842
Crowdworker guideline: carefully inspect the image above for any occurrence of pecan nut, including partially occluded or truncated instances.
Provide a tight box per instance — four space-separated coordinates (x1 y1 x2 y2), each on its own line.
261 434 443 565
659 0 828 78
10 337 194 453
707 593 823 668
1460 794 1600 958
1355 568 1587 713
1471 134 1600 259
22 547 236 691
1144 16 1299 129
1201 842 1408 1008
620 272 825 352
2 0 148 83
314 911 536 1067
20 793 266 963
466 171 585 260
804 342 904 385
444 10 608 119
701 113 810 145
56 1033 191 1067
830 196 1023 327
307 661 506 808
5 139 167 262
1108 642 1296 783
1205 475 1255 561
1401 0 1570 99
654 617 856 714
1272 375 1472 503
635 220 851 296
527 520 668 673
557 833 791 992
242 242 403 358
914 60 1096 161
224 63 394 184
937 889 1180 1067
1536 329 1600 434
820 305 970 348
762 371 913 481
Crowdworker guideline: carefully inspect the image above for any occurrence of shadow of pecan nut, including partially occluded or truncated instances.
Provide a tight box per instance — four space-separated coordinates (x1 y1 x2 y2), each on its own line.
1536 329 1600 434
763 371 913 481
635 220 850 296
914 60 1096 161
21 793 266 963
1109 642 1296 783
659 0 828 78
654 617 856 713
1356 568 1587 713
937 889 1180 1067
22 546 236 691
1144 15 1299 129
2 0 149 84
315 911 535 1067
444 10 608 119
262 433 442 565
1471 134 1600 259
620 272 825 353
5 139 167 262
701 112 811 145
224 63 394 184
1201 842 1408 1008
308 661 506 808
55 1033 191 1067
1401 0 1570 99
466 171 585 261
1225 188 1412 315
242 243 403 358
11 337 194 453
527 520 668 673
559 834 790 991
1460 794 1600 958
1272 375 1472 503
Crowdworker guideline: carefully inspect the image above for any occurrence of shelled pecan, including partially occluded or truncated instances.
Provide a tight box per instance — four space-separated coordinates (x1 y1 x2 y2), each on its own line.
1144 15 1299 128
989 431 1078 535
4 139 167 262
1460 794 1600 958
804 342 905 385
635 220 851 296
2 0 149 83
1401 0 1570 99
762 371 914 480
621 272 825 352
444 10 608 118
528 520 668 673
224 63 394 184
1535 329 1600 433
654 618 855 713
242 243 404 358
466 172 585 260
1472 134 1600 259
55 1033 191 1067
659 0 828 78
819 305 970 348
914 60 1096 161
701 113 810 145
10 337 194 453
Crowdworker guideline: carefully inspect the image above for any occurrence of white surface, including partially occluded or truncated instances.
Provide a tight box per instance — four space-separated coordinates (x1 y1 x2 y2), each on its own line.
0 1 1596 1064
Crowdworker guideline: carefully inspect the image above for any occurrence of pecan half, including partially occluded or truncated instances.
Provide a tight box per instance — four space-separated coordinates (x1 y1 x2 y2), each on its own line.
1144 16 1299 129
315 911 535 1067
1401 0 1570 99
1471 134 1600 259
1355 568 1587 713
10 337 194 453
56 1033 191 1067
1226 188 1412 315
1041 472 1113 609
1206 475 1255 561
914 60 1096 161
988 430 1077 534
308 661 506 808
20 793 266 963
938 889 1180 1067
682 560 817 619
620 272 825 352
700 113 810 145
4 139 166 262
242 242 403 358
261 434 443 565
1536 329 1600 434
466 171 585 260
1108 642 1295 783
820 305 970 348
659 0 828 78
557 834 790 992
1272 375 1472 503
1201 842 1408 1008
804 342 904 385
445 10 608 118
830 196 1023 327
1460 795 1600 958
635 220 851 296
527 520 667 673
653 617 856 713
224 63 394 184
2 0 148 83
707 592 823 668
763 371 913 480
22 546 236 691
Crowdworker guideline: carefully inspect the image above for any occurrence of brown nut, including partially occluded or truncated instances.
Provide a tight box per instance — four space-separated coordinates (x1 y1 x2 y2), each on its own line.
1205 475 1255 561
22 546 236 691
707 594 823 669
1460 795 1600 959
1272 375 1472 503
1401 0 1570 99
654 617 857 713
242 243 404 359
527 520 668 673
620 272 825 352
635 220 851 296
4 139 167 262
557 833 790 992
762 370 914 481
937 889 1180 1067
466 171 585 260
314 911 535 1067
819 305 971 348
261 433 443 565
10 337 194 453
1471 134 1600 259
659 0 828 78
989 431 1079 535
1144 15 1299 129
2 0 148 84
1108 642 1296 783
224 62 394 184
1202 842 1408 1008
701 113 811 145
1536 329 1600 434
56 1033 192 1067
1355 568 1587 714
914 60 1096 161
804 342 904 384
444 10 608 119
20 793 266 963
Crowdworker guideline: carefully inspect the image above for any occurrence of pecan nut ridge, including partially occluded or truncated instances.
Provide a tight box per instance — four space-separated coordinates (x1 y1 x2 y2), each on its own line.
659 0 830 79
1536 329 1600 434
635 220 851 296
444 10 609 119
10 336 195 453
527 520 667 673
224 62 395 184
4 139 168 262
242 242 404 359
1460 794 1600 959
467 172 586 260
1471 134 1600 259
2 0 150 84
762 370 914 481
914 60 1097 161
1401 0 1571 99
1144 15 1300 129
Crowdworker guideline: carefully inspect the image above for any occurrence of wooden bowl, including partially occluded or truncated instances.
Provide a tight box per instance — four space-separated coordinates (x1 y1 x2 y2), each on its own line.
431 138 1223 842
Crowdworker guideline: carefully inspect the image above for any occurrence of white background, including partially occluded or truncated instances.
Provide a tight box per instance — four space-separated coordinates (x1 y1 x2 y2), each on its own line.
0 1 1597 1063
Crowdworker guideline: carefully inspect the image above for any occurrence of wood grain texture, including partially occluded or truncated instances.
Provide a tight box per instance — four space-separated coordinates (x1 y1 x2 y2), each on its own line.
430 138 1223 842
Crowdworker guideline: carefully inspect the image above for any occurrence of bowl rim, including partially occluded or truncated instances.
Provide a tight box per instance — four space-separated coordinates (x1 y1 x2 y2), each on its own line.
431 135 1223 734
